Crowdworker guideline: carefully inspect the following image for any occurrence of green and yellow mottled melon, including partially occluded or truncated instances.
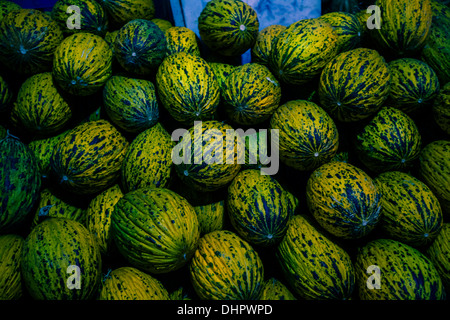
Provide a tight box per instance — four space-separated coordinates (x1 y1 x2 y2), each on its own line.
268 18 338 85
355 238 445 300
156 52 220 125
165 26 200 57
53 32 113 96
190 230 264 300
355 107 422 173
169 286 191 300
0 0 21 22
85 184 123 255
369 0 433 56
51 0 108 36
21 218 102 300
50 120 128 195
151 18 173 32
0 234 24 300
0 74 12 113
319 12 363 53
112 187 200 274
418 140 450 216
227 169 297 246
270 100 339 171
32 188 86 228
173 120 243 192
222 63 281 125
260 277 296 300
11 72 71 136
121 123 173 192
208 62 237 93
387 58 440 114
251 24 286 66
318 48 391 122
433 82 450 134
427 223 450 288
306 161 382 239
194 200 225 235
198 0 259 57
0 9 63 74
99 267 169 300
277 214 355 300
99 0 155 28
374 171 443 247
103 75 159 133
0 133 41 233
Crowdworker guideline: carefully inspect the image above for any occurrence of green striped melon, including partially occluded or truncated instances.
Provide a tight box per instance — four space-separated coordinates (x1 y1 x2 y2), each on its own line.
208 62 237 94
103 75 159 133
269 100 339 171
99 0 155 28
374 171 443 246
260 278 296 300
50 120 129 195
433 82 450 135
165 26 200 57
21 217 102 300
277 214 355 300
355 107 422 173
306 161 382 239
11 72 71 136
318 48 391 122
112 187 200 274
227 169 298 246
121 123 173 192
0 9 63 74
251 24 286 66
198 0 259 57
0 74 12 113
427 223 450 288
99 267 169 300
0 234 24 300
152 18 173 32
268 18 338 85
0 0 21 22
190 230 264 300
387 58 440 114
53 32 113 96
318 12 363 53
194 200 225 235
355 238 445 300
156 52 220 125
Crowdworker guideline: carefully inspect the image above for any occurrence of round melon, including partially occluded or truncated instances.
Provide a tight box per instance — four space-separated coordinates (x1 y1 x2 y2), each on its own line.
374 171 443 246
99 267 170 300
306 161 382 239
103 75 159 133
268 18 338 85
112 187 200 274
208 62 237 93
190 230 264 300
156 52 220 125
260 278 296 300
251 24 286 66
0 9 63 74
355 238 445 300
227 169 298 246
387 58 440 114
173 120 244 192
433 82 450 135
50 119 129 195
427 223 450 288
418 140 450 216
152 18 173 32
51 0 108 36
318 47 391 122
222 63 281 125
100 0 155 28
369 0 433 56
0 234 24 300
198 0 259 57
121 122 173 192
53 32 113 96
355 107 422 173
270 100 339 171
0 133 41 233
21 217 102 300
165 26 200 57
277 215 355 300
11 72 71 136
0 74 12 113
114 19 166 75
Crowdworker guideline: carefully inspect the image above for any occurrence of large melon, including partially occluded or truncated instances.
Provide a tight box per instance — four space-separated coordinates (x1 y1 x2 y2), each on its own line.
277 215 355 300
251 25 286 66
306 161 382 239
99 0 155 28
165 26 200 57
0 234 24 300
112 187 200 274
318 12 363 53
21 218 102 300
198 0 259 57
190 230 264 300
426 223 450 288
